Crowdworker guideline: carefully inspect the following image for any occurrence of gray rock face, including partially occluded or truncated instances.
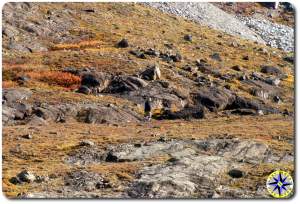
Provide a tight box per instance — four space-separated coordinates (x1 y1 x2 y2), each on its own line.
2 89 33 125
76 105 142 124
124 138 285 198
128 156 221 198
66 146 106 165
64 170 109 191
106 141 192 162
143 2 265 43
3 88 32 105
2 3 76 52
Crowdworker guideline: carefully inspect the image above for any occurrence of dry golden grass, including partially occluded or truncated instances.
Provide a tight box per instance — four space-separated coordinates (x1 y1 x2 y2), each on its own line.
2 2 294 198
2 114 293 197
51 40 104 51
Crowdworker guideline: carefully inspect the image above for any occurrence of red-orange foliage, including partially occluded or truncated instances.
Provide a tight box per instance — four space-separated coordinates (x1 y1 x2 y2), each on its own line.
2 80 17 88
26 71 81 88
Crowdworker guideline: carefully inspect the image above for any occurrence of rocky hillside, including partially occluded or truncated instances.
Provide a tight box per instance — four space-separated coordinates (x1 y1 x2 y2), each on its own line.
2 2 294 198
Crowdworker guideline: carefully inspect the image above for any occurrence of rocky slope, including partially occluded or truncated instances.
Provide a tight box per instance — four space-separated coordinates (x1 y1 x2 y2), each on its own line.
2 2 294 199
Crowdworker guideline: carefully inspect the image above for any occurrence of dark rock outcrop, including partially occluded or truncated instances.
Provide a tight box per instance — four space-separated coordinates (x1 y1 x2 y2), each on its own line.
117 38 129 48
193 87 235 112
140 65 161 81
260 66 282 75
104 75 148 93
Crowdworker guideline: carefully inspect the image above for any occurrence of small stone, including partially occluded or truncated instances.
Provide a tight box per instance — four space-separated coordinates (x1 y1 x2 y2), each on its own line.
144 48 160 56
258 47 268 54
77 85 91 95
9 177 22 185
129 50 146 59
265 77 281 86
79 140 95 147
168 157 179 163
184 34 192 42
230 41 239 47
134 143 142 148
171 52 182 62
239 74 248 81
273 96 281 104
35 175 49 183
210 53 221 61
231 65 241 71
242 56 249 60
283 56 294 64
224 84 231 90
82 8 95 13
157 136 167 142
17 170 36 183
251 72 262 80
257 110 264 116
117 39 129 48
21 134 32 139
228 169 244 178
105 151 118 162
17 76 30 82
184 65 198 73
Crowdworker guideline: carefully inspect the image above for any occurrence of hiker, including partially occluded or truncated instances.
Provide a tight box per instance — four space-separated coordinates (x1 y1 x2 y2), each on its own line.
144 97 152 121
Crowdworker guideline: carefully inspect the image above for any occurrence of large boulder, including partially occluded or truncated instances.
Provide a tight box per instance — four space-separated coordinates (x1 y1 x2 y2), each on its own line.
140 65 161 80
81 73 99 87
158 106 205 120
104 76 148 93
80 72 111 92
125 80 189 112
2 89 33 125
116 38 129 48
260 66 282 75
3 88 32 106
193 87 235 112
226 96 279 114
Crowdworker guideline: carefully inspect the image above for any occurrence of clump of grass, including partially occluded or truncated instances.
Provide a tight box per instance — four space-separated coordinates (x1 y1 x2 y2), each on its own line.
26 71 81 88
51 40 102 51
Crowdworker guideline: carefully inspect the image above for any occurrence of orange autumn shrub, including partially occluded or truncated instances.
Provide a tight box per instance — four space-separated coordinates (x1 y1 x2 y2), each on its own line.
26 71 81 88
2 80 17 88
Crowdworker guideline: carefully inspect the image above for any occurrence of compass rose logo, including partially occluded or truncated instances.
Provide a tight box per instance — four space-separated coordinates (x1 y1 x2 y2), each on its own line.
266 170 293 198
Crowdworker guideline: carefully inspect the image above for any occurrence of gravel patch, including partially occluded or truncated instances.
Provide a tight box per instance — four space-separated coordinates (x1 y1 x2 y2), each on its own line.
239 16 294 52
143 2 265 43
144 2 294 52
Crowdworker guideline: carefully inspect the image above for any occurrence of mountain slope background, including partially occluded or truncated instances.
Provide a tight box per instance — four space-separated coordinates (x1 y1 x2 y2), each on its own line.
2 2 294 198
